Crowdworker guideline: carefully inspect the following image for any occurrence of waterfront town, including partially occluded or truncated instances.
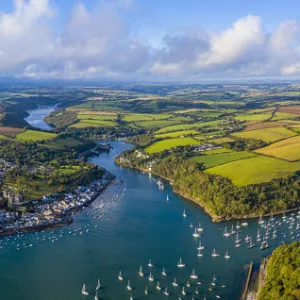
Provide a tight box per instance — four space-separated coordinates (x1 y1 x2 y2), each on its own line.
0 170 115 235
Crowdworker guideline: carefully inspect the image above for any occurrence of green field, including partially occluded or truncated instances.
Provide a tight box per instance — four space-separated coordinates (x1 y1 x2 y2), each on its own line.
135 119 181 129
155 120 224 133
209 137 236 144
271 112 297 121
16 130 57 142
123 113 170 122
155 130 199 139
206 156 300 186
255 135 300 161
191 151 256 169
235 113 271 122
42 136 84 150
70 120 116 128
202 148 232 154
145 137 199 154
232 127 297 142
77 114 117 121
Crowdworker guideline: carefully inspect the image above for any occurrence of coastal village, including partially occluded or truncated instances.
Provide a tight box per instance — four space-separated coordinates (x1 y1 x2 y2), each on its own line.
0 159 115 235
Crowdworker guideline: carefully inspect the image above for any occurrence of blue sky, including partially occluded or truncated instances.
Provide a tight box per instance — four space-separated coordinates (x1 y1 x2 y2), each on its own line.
0 0 300 81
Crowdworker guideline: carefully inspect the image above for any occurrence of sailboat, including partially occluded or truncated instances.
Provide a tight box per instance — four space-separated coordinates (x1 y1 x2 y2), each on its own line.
224 250 230 259
130 293 133 300
212 248 219 257
258 215 264 224
230 224 236 235
156 281 161 290
192 228 200 238
148 272 154 282
211 274 217 286
177 257 186 268
182 286 186 296
183 209 187 218
235 233 241 247
81 284 89 296
197 239 205 250
186 281 191 287
148 259 153 267
248 237 255 249
96 279 101 290
195 287 199 294
162 267 167 276
190 269 198 279
172 277 179 287
138 266 144 277
223 226 230 237
236 221 240 229
197 222 204 232
94 289 98 300
257 230 261 242
145 286 148 295
164 287 169 296
118 270 123 281
166 194 169 201
197 248 203 257
127 280 132 291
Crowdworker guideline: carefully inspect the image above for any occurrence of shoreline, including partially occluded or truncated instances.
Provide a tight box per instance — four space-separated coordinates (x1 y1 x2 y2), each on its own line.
116 161 300 222
0 173 116 237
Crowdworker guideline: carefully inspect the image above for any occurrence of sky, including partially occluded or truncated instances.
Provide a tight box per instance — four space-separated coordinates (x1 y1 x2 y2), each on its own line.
1 0 300 81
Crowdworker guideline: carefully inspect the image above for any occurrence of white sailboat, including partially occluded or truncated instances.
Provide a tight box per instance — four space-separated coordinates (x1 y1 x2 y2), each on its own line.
96 279 101 290
224 251 230 259
197 248 203 257
186 281 191 287
148 259 153 267
172 277 179 287
94 289 98 300
236 221 240 229
182 286 186 296
166 194 169 201
190 269 198 279
241 221 248 227
183 209 187 218
162 267 167 276
156 281 161 290
118 270 123 281
197 222 204 232
177 257 185 268
138 266 144 277
164 287 169 296
127 280 132 291
258 215 264 224
223 226 230 237
148 272 154 282
248 237 255 249
81 284 89 296
212 248 219 257
130 293 133 300
145 286 148 295
197 239 205 250
192 228 200 238
230 225 236 235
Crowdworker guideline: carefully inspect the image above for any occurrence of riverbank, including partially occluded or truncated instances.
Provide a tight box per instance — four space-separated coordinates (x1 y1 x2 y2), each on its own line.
115 159 300 222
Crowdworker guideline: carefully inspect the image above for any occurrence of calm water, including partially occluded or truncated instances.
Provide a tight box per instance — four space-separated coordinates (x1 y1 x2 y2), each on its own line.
6 107 298 299
0 140 299 300
25 104 59 131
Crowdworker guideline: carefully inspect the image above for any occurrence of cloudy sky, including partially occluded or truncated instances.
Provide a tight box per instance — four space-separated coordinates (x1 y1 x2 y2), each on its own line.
1 0 300 81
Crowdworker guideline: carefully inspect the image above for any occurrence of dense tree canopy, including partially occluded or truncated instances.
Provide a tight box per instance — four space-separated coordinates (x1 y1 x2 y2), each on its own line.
258 242 300 300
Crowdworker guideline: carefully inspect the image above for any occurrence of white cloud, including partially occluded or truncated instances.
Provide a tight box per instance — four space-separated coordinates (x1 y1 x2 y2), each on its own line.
1 1 300 80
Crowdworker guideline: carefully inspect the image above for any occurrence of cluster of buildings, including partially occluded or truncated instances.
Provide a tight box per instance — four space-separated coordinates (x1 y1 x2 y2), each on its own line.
193 143 223 152
0 171 114 235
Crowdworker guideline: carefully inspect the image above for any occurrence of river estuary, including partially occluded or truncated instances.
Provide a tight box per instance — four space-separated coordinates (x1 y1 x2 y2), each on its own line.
0 107 298 300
